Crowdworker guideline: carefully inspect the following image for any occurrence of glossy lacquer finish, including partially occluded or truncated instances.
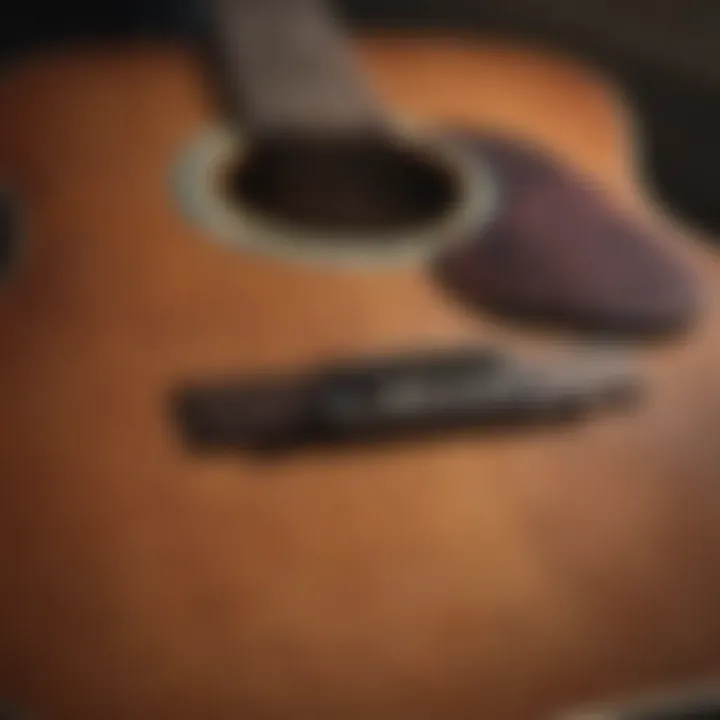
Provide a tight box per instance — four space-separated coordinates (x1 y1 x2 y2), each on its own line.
0 39 719 720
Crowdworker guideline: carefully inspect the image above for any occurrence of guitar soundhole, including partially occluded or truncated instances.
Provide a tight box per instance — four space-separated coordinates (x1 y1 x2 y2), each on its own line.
225 138 460 236
174 126 494 264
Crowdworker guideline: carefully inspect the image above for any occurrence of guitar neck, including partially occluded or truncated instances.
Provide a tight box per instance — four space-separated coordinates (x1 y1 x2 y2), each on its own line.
205 0 387 140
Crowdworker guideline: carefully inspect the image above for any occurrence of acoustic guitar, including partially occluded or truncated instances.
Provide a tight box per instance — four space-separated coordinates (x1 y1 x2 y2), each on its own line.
0 1 719 718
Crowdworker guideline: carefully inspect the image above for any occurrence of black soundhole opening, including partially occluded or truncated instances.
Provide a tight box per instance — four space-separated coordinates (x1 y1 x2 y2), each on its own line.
225 139 460 238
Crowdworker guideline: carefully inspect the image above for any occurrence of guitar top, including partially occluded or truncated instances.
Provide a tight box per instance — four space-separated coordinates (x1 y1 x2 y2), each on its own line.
0 15 719 720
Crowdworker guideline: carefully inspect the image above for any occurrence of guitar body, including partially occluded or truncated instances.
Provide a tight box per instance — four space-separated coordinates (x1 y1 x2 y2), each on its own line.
0 38 719 719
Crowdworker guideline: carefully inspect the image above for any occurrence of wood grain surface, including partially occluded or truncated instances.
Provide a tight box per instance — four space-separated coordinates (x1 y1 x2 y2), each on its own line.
0 37 719 719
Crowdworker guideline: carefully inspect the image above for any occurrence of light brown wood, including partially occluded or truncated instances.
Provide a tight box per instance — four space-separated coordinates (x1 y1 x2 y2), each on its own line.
0 36 719 720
